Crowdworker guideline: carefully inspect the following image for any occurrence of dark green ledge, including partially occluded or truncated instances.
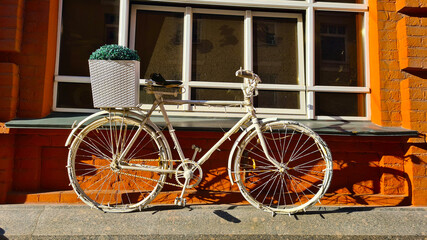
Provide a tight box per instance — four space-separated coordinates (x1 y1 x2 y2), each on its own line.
5 112 419 137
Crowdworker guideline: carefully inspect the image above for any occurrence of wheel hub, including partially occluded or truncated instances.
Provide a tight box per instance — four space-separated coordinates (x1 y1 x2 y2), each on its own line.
175 161 203 188
110 157 121 172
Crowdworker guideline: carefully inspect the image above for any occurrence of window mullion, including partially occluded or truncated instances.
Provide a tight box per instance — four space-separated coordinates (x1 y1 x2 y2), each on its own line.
182 7 193 110
364 11 371 120
244 10 252 71
306 6 315 119
118 0 129 46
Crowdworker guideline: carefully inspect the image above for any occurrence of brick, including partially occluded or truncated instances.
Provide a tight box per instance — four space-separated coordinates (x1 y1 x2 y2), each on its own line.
413 190 427 205
407 36 425 47
0 5 19 17
377 20 397 30
6 192 39 203
396 0 427 10
38 192 61 203
412 163 427 176
0 154 14 171
13 169 40 191
402 100 427 111
407 145 427 155
380 60 401 71
407 26 427 36
60 191 80 203
0 16 18 28
0 39 18 52
407 88 425 100
378 2 396 12
379 30 398 41
0 28 18 40
407 48 427 58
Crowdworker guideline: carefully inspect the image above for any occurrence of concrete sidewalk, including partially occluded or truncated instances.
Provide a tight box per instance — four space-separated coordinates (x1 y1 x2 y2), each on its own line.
0 204 426 239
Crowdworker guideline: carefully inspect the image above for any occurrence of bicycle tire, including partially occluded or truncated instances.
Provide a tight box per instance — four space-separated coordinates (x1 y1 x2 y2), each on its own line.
234 121 332 214
67 114 170 212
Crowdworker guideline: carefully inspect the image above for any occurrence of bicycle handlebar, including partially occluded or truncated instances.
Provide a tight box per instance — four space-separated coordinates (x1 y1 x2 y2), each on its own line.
235 68 261 98
235 68 260 82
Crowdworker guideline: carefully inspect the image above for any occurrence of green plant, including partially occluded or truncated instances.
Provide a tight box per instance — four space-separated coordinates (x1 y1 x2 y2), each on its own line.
89 44 140 61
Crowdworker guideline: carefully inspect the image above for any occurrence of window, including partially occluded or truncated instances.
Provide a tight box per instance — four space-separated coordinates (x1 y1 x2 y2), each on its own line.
55 0 120 110
54 0 369 120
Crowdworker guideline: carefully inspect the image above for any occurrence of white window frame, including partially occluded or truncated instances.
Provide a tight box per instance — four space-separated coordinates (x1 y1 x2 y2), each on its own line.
129 5 306 117
53 0 370 120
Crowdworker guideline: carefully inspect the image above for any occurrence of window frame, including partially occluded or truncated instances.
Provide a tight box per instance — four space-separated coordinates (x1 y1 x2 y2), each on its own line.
53 0 370 120
129 5 306 116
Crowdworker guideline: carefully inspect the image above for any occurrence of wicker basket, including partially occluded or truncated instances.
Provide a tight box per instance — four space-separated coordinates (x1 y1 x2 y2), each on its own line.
89 60 140 108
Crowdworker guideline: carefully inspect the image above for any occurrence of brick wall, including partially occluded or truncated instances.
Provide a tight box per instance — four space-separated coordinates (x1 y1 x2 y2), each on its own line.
0 63 19 121
0 0 425 206
0 0 24 52
5 130 412 206
396 0 427 206
0 124 15 203
0 0 58 119
369 0 427 205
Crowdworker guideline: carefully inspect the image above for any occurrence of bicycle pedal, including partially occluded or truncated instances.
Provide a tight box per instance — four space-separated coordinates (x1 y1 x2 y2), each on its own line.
174 197 187 207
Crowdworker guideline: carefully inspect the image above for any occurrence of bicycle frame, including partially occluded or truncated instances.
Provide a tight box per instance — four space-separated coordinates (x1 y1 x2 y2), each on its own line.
118 84 282 174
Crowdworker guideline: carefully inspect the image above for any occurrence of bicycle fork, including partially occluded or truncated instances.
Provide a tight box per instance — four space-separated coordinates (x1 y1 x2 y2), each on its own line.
252 118 282 169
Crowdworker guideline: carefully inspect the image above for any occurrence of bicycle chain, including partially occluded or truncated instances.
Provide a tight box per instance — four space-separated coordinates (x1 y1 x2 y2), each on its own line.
118 159 183 188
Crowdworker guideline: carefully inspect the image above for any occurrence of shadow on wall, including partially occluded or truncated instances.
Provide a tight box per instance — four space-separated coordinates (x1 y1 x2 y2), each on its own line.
184 131 422 206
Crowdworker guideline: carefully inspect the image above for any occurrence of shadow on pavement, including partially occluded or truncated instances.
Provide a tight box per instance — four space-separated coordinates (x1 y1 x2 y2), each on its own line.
213 210 241 223
0 228 8 240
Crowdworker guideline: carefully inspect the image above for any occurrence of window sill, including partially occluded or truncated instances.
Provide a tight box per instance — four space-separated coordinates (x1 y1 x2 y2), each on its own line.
5 112 418 137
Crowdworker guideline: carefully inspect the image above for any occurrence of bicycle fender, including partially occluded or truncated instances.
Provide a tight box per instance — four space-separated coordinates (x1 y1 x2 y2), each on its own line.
65 110 109 147
227 118 277 185
65 110 152 147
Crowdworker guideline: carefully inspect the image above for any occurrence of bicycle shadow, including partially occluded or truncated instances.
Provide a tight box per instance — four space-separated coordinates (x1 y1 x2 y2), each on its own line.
0 228 8 240
213 209 241 223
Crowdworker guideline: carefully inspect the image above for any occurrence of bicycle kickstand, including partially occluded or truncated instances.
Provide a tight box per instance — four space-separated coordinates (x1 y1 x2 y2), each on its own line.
175 177 190 207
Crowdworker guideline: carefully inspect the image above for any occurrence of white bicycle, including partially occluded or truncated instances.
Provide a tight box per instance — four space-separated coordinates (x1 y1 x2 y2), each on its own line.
65 68 333 215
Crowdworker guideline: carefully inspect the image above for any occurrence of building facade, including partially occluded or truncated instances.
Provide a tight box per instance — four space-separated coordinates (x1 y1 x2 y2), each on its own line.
0 0 426 206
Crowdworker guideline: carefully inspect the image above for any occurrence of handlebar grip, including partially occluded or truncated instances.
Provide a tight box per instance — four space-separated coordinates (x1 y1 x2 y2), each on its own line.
235 68 255 79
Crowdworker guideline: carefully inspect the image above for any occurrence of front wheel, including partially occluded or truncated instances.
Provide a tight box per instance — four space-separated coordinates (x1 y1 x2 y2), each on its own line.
67 114 170 212
234 121 332 214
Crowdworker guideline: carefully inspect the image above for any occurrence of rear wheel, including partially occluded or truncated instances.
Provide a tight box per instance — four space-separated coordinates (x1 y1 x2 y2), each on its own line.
234 121 332 214
67 114 170 212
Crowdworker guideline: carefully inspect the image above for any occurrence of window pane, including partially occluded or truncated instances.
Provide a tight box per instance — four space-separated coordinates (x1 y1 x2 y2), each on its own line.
192 88 243 101
59 0 120 76
192 14 244 83
135 11 184 80
254 17 299 85
256 91 299 109
315 12 365 87
315 93 365 116
57 83 94 109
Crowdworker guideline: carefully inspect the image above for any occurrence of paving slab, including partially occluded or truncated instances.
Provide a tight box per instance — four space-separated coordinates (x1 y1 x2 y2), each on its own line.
0 204 426 239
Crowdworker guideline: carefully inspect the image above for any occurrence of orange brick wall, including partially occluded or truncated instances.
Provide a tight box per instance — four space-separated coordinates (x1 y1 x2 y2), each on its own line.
0 63 19 121
5 130 413 206
0 125 15 203
369 0 427 205
396 16 427 72
0 0 426 206
0 0 58 119
0 0 24 52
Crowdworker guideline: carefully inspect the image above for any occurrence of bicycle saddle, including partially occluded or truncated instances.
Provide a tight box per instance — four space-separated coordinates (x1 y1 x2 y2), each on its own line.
150 73 182 86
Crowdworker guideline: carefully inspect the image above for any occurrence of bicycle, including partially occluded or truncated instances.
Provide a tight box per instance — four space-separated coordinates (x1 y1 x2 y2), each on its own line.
65 68 333 215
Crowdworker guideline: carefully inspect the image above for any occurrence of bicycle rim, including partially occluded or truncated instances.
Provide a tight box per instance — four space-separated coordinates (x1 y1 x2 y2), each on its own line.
234 121 332 214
